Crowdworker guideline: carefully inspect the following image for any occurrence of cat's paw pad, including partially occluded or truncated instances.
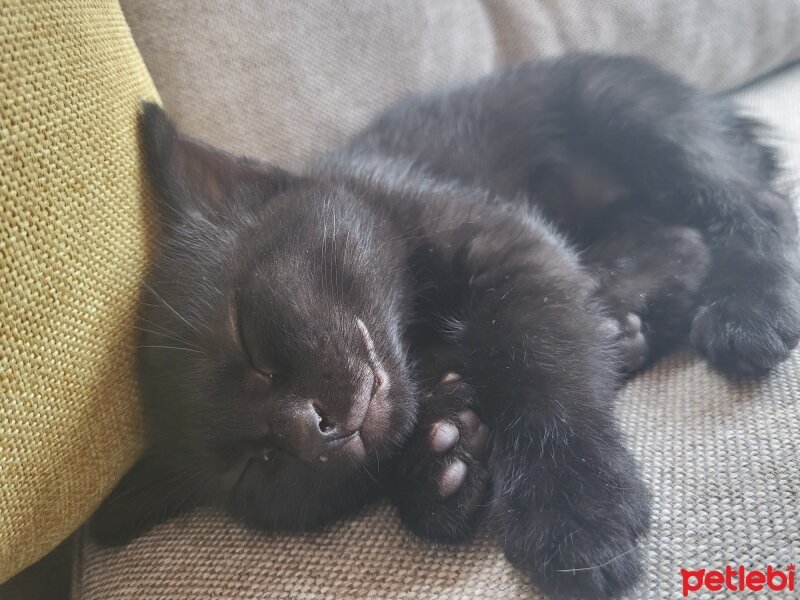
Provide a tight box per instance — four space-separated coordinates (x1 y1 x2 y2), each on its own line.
428 408 490 498
691 290 800 375
392 378 491 543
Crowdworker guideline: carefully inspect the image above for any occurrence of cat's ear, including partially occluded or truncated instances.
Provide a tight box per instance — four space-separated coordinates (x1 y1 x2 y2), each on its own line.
140 102 293 222
90 451 199 546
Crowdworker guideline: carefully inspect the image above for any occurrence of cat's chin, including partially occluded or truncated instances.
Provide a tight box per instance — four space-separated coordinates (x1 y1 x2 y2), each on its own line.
223 442 387 532
231 434 373 491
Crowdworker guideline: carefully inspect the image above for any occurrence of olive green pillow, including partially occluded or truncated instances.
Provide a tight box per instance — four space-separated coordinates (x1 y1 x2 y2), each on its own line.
0 0 157 580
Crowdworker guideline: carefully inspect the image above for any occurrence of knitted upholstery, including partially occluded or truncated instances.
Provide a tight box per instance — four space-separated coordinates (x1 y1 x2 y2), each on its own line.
0 0 158 581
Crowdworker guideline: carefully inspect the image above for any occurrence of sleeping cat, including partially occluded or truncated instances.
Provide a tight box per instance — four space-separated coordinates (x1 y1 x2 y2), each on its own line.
91 54 800 600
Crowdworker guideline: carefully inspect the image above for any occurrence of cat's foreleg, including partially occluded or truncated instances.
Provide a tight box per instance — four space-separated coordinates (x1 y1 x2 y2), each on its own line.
421 209 650 600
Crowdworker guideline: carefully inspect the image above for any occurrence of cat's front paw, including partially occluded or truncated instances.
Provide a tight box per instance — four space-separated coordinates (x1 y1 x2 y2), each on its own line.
691 275 800 375
505 509 648 600
391 375 491 542
497 448 650 600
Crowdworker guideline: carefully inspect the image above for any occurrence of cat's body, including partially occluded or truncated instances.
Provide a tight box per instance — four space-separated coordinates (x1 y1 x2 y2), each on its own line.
92 55 800 600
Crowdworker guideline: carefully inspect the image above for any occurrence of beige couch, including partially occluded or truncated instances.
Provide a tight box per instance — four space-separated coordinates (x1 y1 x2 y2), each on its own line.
73 2 800 599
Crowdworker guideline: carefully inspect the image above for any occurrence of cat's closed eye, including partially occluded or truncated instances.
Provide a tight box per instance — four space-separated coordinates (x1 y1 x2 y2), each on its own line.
237 310 278 381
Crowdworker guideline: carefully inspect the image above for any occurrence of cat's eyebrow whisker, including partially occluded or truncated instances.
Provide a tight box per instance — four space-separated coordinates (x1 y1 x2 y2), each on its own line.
141 281 204 334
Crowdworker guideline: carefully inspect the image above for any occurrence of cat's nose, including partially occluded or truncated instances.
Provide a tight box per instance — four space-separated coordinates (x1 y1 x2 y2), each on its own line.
279 397 366 463
273 360 383 463
309 401 346 439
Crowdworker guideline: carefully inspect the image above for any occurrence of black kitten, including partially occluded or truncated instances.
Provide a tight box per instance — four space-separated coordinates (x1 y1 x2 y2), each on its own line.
92 55 800 600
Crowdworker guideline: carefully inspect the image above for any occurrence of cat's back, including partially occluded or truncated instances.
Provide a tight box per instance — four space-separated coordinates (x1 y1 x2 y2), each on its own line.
324 56 605 191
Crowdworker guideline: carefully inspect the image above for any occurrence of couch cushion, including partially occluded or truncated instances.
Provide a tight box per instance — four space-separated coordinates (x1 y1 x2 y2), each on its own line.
74 63 800 600
120 0 800 169
0 0 158 581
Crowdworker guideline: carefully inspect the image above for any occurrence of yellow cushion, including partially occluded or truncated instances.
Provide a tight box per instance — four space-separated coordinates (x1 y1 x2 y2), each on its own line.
0 0 157 580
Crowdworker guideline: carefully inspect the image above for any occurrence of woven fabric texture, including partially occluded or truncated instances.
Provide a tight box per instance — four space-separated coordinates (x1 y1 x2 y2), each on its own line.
0 0 158 581
120 0 800 170
74 60 800 600
75 351 800 600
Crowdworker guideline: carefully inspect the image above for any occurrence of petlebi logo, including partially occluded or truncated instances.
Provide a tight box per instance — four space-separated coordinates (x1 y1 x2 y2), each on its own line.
681 565 796 596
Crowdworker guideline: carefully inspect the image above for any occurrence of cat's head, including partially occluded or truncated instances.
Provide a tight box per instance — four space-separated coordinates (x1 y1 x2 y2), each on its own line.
91 104 417 545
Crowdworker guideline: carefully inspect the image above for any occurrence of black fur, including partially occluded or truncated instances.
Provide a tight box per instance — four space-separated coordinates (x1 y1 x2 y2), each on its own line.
91 55 800 600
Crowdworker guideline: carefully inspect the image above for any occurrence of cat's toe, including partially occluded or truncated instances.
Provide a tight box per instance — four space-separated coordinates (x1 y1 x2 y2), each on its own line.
429 420 459 453
427 409 490 502
439 370 463 384
605 313 649 374
437 458 468 497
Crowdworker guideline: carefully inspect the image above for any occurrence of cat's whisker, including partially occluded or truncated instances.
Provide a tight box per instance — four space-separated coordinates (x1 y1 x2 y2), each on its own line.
331 208 336 291
125 324 200 350
138 345 205 354
135 315 198 344
125 467 211 534
361 463 380 486
551 543 640 573
141 281 204 334
128 323 184 340
321 195 330 295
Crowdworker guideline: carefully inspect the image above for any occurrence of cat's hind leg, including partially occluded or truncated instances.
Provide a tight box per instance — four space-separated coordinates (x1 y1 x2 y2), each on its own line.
582 211 712 374
470 54 800 375
550 55 800 375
